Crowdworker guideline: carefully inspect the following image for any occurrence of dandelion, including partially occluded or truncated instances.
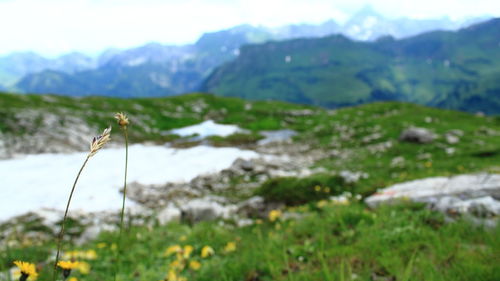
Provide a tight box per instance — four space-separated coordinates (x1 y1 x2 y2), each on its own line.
76 261 90 275
314 185 321 192
53 127 111 281
57 261 79 279
169 260 184 271
268 209 282 222
164 245 182 257
224 242 236 253
114 112 129 281
96 243 107 249
201 246 214 258
182 245 194 259
13 261 38 281
316 200 328 208
189 260 201 271
68 278 78 281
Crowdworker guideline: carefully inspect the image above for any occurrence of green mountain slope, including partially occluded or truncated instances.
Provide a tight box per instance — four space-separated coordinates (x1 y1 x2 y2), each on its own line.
202 18 500 114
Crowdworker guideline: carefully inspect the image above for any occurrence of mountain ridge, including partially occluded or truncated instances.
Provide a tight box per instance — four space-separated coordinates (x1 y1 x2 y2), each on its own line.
201 18 500 114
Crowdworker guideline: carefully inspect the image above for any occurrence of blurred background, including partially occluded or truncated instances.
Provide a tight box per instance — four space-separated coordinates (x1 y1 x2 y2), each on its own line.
0 1 499 280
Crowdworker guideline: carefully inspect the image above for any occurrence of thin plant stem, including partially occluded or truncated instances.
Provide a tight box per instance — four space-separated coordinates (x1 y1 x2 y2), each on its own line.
114 128 129 281
53 156 90 281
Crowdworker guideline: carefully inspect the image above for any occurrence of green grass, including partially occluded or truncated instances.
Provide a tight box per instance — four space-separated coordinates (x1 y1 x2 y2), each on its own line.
1 202 499 280
1 92 499 280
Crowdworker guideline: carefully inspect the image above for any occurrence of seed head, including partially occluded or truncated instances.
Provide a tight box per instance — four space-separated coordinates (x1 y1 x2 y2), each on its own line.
114 112 129 128
89 127 111 157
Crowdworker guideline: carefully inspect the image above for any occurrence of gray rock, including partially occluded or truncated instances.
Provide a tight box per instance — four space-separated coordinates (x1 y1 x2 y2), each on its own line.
340 170 368 184
157 204 181 224
366 174 500 219
445 134 459 144
181 197 236 223
237 196 284 218
399 127 436 144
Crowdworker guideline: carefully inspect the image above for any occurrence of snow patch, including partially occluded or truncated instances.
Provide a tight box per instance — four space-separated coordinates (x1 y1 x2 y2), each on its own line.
171 120 243 138
0 144 258 222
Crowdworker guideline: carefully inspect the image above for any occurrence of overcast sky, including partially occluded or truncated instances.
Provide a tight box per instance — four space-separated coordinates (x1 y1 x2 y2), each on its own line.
0 0 498 57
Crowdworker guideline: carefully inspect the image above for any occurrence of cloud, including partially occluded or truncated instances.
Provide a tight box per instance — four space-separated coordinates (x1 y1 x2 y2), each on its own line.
0 0 498 56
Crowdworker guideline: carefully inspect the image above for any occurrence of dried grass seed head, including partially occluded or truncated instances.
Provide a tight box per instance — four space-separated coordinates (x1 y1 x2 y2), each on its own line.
89 126 111 157
114 112 129 128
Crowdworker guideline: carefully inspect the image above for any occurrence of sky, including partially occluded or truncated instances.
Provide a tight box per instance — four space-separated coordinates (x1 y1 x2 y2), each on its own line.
0 0 499 57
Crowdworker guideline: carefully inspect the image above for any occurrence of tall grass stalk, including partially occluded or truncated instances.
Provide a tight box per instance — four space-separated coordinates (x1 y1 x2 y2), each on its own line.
114 112 129 281
52 127 111 281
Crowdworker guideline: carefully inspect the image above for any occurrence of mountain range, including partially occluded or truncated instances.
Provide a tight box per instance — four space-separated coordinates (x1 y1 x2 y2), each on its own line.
1 6 487 97
202 18 500 114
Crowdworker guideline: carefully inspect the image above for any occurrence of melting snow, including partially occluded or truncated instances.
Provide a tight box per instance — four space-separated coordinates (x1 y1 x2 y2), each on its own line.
171 120 242 138
0 144 258 222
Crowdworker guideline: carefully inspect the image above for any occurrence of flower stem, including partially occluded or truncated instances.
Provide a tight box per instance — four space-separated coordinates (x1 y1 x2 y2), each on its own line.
114 128 129 281
53 156 90 281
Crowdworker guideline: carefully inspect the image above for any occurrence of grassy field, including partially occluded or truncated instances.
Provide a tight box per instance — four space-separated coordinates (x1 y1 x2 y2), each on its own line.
0 92 499 280
2 202 499 281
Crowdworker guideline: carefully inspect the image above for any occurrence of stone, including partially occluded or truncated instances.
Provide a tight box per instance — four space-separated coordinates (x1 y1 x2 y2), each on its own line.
237 196 284 219
366 174 500 219
181 197 236 223
399 127 436 144
157 204 182 224
445 134 459 144
339 170 368 184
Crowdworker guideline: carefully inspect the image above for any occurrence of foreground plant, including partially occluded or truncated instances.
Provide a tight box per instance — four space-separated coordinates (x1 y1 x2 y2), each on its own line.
57 261 79 280
53 127 111 281
13 261 38 281
114 112 129 281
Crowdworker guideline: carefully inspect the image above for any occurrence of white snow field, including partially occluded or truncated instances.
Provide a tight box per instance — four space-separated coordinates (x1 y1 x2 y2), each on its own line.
0 144 258 222
170 120 243 138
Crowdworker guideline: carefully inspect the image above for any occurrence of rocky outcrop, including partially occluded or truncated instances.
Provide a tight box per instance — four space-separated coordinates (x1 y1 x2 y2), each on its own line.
399 127 436 144
366 174 500 219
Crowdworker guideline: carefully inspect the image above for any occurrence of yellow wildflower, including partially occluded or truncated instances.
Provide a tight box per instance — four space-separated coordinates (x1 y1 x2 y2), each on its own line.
314 185 321 192
57 261 79 270
68 278 78 281
114 112 129 128
316 200 328 208
13 261 38 280
189 260 201 271
224 242 236 253
201 246 215 258
57 261 80 279
164 245 182 256
182 245 194 259
324 187 331 193
179 235 187 241
77 261 90 274
169 260 184 270
268 210 282 222
97 242 107 249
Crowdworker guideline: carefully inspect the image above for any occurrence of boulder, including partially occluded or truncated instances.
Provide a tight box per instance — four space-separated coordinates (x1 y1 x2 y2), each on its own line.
366 174 500 218
399 127 436 144
180 196 236 223
237 196 284 219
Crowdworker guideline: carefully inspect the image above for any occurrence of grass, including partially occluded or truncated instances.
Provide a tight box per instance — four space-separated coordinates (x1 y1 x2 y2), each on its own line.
1 202 499 280
0 92 499 280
